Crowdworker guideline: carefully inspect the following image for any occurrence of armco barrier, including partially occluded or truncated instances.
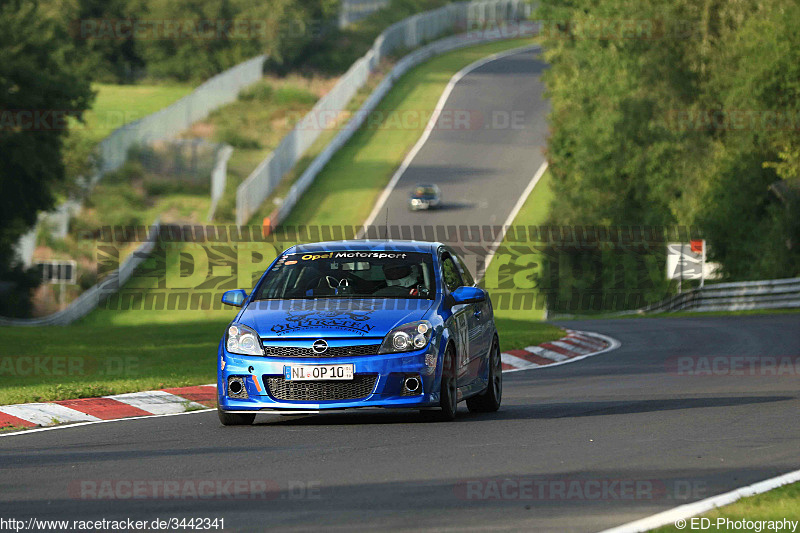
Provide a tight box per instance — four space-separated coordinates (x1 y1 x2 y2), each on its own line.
235 0 531 226
0 222 161 326
208 145 234 221
641 277 800 313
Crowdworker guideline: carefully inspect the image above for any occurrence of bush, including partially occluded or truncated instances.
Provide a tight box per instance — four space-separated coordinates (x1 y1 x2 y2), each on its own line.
217 129 262 150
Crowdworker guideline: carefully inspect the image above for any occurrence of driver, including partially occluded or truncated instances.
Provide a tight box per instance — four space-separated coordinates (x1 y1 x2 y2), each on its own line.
382 264 421 295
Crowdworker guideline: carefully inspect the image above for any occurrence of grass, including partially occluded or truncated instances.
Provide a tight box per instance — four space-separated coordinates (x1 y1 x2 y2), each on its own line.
652 482 800 532
479 169 561 343
247 60 397 225
77 83 194 145
0 321 229 405
191 74 340 224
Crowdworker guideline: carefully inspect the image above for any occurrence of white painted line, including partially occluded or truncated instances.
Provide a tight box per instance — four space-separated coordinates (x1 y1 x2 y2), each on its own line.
107 391 205 415
359 44 542 235
480 160 548 282
598 467 800 533
525 345 569 362
501 352 541 370
0 403 100 426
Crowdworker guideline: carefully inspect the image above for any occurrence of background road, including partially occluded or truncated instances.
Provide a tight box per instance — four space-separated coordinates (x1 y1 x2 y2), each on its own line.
373 46 548 273
1 315 799 532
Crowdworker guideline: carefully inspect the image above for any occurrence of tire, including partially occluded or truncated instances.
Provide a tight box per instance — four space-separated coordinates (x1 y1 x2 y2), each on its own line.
217 402 255 426
467 338 502 413
421 344 458 421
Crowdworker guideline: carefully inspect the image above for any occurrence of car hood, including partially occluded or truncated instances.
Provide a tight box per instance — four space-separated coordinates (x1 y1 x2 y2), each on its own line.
240 298 435 339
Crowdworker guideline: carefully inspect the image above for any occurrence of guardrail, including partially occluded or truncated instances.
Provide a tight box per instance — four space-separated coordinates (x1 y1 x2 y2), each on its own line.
0 222 161 326
235 0 532 226
641 277 800 313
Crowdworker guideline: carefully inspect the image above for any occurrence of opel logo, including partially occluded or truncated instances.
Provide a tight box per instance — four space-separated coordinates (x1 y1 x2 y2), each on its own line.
312 339 329 354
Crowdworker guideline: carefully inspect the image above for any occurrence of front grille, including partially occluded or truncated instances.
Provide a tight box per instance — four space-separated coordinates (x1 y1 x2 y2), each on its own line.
261 344 381 358
265 375 378 401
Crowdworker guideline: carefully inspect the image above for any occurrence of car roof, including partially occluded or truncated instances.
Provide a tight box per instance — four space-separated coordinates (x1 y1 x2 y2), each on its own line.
286 240 442 255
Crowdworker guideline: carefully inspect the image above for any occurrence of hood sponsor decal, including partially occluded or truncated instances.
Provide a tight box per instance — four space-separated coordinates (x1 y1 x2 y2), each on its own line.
271 309 376 336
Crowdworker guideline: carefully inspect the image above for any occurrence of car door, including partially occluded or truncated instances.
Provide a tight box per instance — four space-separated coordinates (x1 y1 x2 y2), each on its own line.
454 250 492 361
439 250 481 386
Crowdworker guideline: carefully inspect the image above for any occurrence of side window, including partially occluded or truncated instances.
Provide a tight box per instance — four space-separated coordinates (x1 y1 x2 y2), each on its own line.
440 254 464 293
454 253 475 286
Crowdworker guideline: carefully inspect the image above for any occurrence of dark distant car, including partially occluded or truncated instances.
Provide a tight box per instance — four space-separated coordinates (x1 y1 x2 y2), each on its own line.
408 184 442 211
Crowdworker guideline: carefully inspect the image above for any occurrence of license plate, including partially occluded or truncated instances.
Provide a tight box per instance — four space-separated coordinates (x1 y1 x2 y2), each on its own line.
284 364 354 381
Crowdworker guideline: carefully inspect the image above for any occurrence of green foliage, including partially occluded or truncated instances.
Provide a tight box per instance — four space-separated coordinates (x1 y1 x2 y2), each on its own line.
217 129 262 149
0 0 94 317
537 0 800 311
294 0 451 74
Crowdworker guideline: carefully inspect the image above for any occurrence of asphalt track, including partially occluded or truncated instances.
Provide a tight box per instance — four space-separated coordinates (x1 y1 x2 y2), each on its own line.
370 46 548 273
2 48 799 532
1 315 799 532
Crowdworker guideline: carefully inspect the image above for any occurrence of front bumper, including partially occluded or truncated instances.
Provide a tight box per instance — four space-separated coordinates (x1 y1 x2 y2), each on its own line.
217 343 441 412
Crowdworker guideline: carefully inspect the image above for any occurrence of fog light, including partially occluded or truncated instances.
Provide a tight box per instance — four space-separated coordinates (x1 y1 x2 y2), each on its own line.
227 376 248 399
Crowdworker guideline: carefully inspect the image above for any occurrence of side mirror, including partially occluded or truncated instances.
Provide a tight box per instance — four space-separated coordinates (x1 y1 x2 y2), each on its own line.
451 286 485 305
221 289 247 307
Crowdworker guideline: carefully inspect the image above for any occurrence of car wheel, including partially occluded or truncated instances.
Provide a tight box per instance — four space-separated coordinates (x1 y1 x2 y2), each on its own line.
217 401 255 426
467 338 502 413
421 344 458 421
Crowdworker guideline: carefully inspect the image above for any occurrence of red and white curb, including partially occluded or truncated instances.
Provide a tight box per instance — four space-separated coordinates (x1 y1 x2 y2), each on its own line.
0 385 216 430
501 329 621 373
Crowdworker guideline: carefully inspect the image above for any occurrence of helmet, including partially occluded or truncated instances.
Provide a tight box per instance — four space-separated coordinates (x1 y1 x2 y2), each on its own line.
383 264 417 287
383 264 411 281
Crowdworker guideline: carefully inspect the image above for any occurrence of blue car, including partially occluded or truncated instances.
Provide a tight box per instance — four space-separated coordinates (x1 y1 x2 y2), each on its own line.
217 240 502 424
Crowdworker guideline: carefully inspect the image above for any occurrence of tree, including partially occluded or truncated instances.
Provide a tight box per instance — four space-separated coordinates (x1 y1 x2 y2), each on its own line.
536 0 799 312
0 0 93 316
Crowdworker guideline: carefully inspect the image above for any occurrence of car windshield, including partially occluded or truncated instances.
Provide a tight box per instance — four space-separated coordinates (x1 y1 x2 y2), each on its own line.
412 186 437 197
255 251 436 300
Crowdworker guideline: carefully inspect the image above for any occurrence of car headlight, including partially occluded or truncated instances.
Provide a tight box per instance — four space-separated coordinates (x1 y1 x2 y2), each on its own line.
226 323 264 356
379 320 433 354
